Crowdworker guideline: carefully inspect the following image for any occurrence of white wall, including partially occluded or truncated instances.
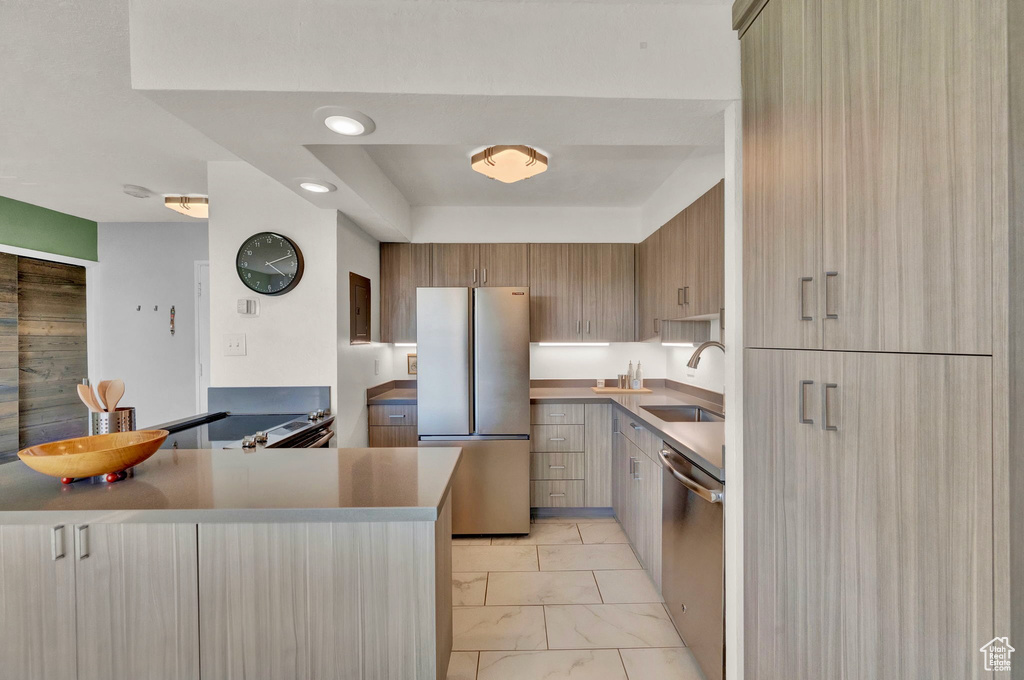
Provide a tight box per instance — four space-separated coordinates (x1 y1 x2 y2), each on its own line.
641 147 725 239
530 342 666 381
665 323 725 394
207 161 338 411
89 222 208 427
335 212 393 446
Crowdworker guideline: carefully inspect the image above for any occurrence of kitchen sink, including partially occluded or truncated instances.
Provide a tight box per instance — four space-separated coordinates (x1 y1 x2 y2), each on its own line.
640 405 724 423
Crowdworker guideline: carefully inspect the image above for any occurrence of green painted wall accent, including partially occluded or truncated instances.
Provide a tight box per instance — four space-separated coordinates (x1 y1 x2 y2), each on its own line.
0 196 97 261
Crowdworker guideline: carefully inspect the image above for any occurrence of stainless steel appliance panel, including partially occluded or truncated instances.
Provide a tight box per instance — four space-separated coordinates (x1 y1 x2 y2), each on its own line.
473 287 530 435
419 438 530 534
417 287 473 436
660 445 725 680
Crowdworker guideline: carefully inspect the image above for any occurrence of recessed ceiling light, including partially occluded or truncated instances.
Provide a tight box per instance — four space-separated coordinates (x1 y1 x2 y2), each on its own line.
325 115 366 136
164 196 208 218
472 145 549 184
299 181 336 193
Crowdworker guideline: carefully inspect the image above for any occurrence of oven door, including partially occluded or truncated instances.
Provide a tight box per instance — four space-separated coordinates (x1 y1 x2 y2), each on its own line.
279 426 334 448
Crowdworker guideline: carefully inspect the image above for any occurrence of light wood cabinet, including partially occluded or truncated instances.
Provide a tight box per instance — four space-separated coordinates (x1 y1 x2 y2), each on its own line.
431 243 529 288
0 523 199 680
819 0 995 355
431 243 479 287
199 510 452 680
75 524 199 680
479 244 529 287
611 418 664 592
744 349 993 679
581 244 634 342
687 181 726 319
380 243 432 344
529 244 583 342
583 403 613 507
635 228 663 341
0 525 77 680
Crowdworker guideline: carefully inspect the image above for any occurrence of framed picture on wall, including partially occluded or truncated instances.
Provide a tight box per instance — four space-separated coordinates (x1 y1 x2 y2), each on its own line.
407 353 417 375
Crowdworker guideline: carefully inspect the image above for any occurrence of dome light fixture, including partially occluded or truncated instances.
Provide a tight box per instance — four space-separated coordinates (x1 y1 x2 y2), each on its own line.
471 145 548 184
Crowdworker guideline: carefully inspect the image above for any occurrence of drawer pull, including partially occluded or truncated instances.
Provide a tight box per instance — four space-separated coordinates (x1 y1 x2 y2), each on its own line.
549 493 566 498
630 423 641 430
549 413 566 417
388 414 406 419
549 465 566 469
549 437 565 442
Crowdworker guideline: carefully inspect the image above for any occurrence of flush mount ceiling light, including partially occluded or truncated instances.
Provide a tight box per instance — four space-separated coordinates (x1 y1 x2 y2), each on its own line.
164 196 208 218
471 145 548 184
299 180 336 193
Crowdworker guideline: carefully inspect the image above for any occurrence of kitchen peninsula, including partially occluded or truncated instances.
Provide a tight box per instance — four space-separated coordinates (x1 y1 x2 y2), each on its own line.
0 446 461 680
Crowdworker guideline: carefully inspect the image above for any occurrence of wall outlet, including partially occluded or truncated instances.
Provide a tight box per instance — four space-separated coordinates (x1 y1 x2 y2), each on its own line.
224 333 246 356
596 379 605 387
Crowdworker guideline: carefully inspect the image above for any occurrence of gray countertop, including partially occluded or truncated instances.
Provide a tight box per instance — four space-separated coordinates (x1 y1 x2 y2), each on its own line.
0 446 462 524
370 384 725 482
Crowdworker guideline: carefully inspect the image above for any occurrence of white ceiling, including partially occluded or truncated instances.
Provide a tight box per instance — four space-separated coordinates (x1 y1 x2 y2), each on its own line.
0 0 233 223
362 144 704 207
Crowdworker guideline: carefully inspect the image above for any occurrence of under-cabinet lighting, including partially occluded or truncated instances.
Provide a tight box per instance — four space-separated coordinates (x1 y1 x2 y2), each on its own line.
394 343 417 347
537 342 611 347
662 342 698 347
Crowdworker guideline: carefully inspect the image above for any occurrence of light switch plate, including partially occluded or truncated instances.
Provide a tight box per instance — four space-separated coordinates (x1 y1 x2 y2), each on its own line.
236 298 259 316
224 333 246 356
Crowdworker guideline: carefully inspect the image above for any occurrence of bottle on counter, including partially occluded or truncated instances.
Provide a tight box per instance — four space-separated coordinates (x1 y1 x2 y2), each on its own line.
634 362 644 390
627 361 635 389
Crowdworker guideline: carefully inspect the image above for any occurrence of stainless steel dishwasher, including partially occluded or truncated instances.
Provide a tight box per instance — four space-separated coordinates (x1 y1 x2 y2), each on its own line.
658 443 725 680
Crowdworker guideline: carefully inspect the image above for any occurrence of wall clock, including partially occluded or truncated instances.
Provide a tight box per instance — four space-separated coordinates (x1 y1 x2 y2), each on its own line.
235 232 305 296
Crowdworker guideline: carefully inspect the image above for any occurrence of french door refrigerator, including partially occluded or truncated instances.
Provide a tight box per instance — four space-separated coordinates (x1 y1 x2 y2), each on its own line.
417 286 531 535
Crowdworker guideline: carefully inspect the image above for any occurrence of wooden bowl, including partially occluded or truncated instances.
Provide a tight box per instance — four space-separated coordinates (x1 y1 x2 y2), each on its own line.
17 430 169 480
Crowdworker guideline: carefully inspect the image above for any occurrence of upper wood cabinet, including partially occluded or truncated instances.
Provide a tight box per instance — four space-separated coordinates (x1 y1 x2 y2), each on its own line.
819 0 995 354
529 243 634 342
741 0 821 350
479 244 529 287
431 243 529 288
380 243 432 344
742 0 996 355
581 244 634 342
635 230 663 341
431 244 479 287
635 181 725 340
528 244 583 342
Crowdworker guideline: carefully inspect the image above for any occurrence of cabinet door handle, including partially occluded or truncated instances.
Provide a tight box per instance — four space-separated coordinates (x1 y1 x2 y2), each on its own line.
482 268 487 284
684 286 690 305
51 525 65 561
677 288 685 305
587 320 591 334
654 318 660 333
473 268 478 284
825 272 839 319
76 525 89 560
549 465 566 469
549 493 566 498
630 423 641 430
799 277 814 321
823 383 839 431
549 437 566 442
576 319 581 334
798 380 814 425
388 414 406 419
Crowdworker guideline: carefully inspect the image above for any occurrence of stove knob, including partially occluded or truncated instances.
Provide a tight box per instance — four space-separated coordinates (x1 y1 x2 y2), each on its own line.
316 409 326 419
308 412 318 421
241 436 257 449
254 431 269 443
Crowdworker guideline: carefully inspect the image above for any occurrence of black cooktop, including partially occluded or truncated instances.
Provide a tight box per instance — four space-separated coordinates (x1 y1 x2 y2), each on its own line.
160 413 303 450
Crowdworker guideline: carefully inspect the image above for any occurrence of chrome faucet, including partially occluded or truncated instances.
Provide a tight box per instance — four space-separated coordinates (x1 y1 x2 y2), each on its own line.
687 341 725 369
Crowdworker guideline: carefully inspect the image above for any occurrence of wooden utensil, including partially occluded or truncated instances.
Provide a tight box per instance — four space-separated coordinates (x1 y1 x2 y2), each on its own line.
77 384 103 413
104 379 125 412
96 380 112 411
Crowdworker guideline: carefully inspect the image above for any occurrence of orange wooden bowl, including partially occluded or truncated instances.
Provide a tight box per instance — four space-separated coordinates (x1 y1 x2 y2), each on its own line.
17 430 168 479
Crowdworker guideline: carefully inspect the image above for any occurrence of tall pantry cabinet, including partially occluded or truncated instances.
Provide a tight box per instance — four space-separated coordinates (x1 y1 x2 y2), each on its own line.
737 0 1014 677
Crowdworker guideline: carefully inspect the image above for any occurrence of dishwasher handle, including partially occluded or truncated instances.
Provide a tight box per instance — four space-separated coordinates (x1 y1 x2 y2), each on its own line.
658 449 723 504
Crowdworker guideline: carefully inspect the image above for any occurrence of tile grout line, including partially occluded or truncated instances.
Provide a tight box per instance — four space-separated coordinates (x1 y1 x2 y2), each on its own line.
617 648 630 679
483 571 490 606
474 650 481 680
542 603 550 650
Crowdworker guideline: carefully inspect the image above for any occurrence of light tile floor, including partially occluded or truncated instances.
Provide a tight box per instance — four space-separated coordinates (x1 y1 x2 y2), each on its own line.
448 518 706 680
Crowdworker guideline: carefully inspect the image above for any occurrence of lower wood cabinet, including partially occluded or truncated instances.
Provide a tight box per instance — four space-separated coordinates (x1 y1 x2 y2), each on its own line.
744 349 993 679
0 523 199 680
530 480 585 507
368 404 418 447
611 417 663 591
530 402 613 508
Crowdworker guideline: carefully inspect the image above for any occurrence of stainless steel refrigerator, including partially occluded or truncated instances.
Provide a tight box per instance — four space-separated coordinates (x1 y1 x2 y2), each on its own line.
417 286 531 535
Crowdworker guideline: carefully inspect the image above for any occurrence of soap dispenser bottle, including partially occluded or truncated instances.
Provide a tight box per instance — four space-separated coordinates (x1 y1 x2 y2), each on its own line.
627 361 635 388
634 362 644 390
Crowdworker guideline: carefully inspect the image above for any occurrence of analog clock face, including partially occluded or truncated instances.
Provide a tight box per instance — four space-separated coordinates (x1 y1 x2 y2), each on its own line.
235 232 304 296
